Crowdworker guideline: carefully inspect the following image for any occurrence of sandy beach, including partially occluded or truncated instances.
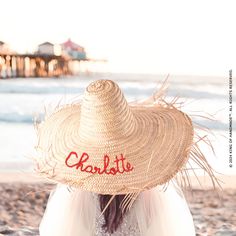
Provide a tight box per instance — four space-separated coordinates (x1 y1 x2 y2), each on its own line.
0 173 235 236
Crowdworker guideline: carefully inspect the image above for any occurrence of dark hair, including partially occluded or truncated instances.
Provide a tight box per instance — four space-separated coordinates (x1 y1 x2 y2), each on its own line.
99 194 128 234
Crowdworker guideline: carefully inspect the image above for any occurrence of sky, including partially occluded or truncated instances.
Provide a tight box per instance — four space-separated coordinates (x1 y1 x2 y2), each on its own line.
0 0 235 76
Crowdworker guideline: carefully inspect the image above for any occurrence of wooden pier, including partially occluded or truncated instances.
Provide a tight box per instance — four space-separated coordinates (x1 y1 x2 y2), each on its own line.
0 53 87 78
0 40 107 78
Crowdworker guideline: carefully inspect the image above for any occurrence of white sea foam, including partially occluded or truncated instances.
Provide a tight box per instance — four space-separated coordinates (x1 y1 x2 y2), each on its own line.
0 74 235 174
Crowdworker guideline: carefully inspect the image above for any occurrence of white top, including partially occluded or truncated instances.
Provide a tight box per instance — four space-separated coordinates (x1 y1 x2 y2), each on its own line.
93 193 141 236
39 181 196 236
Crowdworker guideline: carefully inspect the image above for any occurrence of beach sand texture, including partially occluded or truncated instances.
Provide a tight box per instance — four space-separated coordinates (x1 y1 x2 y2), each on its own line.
0 175 235 236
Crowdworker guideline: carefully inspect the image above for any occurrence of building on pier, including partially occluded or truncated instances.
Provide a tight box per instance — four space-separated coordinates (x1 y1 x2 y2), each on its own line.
0 41 11 54
61 39 86 60
38 42 62 56
0 39 106 78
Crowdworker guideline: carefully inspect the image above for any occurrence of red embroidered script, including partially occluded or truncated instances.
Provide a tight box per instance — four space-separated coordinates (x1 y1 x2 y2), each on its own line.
65 152 134 175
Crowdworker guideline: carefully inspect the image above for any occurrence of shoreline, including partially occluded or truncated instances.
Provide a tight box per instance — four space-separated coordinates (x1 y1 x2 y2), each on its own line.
0 181 235 235
0 171 235 189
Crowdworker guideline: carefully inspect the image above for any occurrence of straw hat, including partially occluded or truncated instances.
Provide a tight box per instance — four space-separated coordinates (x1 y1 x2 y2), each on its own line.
34 79 194 194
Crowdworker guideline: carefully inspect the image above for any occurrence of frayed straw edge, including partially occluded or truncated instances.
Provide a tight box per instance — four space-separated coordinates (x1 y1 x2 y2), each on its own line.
33 76 226 212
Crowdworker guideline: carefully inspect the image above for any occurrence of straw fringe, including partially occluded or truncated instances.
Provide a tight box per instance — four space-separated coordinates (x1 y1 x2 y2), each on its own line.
119 77 225 210
140 78 223 186
33 78 224 212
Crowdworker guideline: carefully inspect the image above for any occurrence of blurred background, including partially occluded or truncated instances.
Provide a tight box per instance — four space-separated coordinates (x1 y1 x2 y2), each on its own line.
0 0 236 235
0 0 235 176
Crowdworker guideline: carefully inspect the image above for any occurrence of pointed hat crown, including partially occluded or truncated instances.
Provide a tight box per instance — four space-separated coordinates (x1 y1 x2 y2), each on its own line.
79 80 136 142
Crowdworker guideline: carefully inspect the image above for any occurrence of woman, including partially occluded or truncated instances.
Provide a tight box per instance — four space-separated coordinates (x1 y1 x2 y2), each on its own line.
34 79 221 235
39 180 196 235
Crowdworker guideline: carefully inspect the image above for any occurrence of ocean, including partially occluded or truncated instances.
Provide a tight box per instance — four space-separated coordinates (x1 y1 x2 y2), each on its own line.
0 73 235 175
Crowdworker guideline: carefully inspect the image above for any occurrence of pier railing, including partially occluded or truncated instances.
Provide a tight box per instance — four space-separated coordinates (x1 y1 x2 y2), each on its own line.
0 53 102 78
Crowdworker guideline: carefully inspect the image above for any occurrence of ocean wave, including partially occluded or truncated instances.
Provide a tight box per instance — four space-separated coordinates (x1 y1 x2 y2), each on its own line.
0 112 234 131
0 78 157 94
0 77 231 127
0 112 44 124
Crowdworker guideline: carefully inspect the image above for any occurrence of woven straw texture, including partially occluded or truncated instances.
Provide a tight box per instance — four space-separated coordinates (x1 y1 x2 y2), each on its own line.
34 79 194 194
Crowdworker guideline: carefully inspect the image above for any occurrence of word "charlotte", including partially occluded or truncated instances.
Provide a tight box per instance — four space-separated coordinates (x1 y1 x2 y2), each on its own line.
65 152 134 175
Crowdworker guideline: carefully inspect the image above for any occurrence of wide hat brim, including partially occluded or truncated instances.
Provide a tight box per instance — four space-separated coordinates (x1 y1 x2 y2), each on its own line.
35 80 194 194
